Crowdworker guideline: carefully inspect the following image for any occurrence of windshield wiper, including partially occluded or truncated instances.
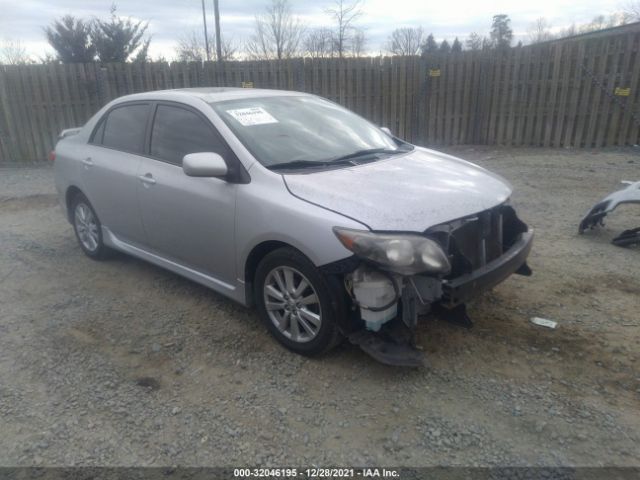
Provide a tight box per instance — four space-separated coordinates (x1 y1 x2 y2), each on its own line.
267 159 337 171
329 147 407 163
268 147 410 171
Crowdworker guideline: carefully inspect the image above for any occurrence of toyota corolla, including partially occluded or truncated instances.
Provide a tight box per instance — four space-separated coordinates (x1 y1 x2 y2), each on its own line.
53 88 533 366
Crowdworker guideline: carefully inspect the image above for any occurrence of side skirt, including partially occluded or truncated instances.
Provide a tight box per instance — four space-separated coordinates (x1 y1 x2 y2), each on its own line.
102 227 247 305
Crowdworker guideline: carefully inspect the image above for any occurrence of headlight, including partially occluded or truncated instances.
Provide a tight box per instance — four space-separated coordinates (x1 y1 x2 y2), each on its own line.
333 227 451 275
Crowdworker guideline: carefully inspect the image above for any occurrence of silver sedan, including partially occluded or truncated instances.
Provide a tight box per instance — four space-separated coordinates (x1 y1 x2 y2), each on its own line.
54 88 533 366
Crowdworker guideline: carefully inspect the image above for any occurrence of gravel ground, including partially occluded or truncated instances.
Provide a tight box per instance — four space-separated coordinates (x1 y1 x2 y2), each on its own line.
0 146 639 467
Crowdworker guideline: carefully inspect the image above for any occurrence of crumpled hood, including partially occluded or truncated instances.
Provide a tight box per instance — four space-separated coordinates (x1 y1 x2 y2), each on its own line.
283 147 512 231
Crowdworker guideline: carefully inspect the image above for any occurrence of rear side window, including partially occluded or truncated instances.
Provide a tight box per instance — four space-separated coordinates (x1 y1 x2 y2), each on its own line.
101 104 149 154
150 104 227 165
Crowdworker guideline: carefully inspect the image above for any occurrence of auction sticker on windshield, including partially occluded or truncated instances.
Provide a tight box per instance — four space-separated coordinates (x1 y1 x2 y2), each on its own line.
226 107 278 126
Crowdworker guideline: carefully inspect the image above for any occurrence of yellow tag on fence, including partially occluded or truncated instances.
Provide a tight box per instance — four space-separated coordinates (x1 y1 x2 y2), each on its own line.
614 87 630 96
241 81 254 88
429 69 441 77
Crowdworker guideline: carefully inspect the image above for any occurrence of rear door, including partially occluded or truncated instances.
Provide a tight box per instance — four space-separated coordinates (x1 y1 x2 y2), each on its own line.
136 102 237 284
83 102 150 246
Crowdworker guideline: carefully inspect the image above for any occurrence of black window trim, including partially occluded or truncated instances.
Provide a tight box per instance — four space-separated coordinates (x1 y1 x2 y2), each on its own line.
88 101 153 156
87 99 250 184
90 116 106 145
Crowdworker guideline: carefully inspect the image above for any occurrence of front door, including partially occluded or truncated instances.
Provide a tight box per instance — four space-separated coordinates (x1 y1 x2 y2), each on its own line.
136 103 237 285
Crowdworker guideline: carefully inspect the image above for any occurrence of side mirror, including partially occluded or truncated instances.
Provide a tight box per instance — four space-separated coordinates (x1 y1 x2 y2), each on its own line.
380 127 392 136
183 152 228 178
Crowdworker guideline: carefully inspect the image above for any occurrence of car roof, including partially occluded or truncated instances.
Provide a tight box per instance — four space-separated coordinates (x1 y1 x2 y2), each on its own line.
112 87 309 104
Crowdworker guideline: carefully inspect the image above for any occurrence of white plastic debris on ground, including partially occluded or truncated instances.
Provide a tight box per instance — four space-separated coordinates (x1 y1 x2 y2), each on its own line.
530 317 558 329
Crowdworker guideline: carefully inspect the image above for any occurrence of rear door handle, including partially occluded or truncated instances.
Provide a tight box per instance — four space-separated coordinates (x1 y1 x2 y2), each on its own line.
138 174 156 185
82 157 93 167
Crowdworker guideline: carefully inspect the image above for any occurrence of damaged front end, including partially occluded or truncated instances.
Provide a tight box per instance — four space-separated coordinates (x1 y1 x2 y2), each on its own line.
335 204 533 367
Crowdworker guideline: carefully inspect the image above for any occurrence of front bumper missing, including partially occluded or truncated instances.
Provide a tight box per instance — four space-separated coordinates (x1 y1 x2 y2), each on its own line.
440 229 534 307
579 180 640 247
346 231 533 367
343 224 534 368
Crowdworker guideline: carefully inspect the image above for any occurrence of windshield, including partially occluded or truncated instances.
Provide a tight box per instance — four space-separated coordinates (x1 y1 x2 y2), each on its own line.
210 95 403 168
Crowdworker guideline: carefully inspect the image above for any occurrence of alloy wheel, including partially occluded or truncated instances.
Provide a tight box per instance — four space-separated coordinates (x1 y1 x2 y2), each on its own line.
263 266 322 343
74 203 99 252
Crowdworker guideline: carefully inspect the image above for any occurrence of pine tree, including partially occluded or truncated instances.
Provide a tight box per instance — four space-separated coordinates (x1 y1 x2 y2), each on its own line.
420 33 439 58
44 15 96 63
91 5 150 63
490 14 513 49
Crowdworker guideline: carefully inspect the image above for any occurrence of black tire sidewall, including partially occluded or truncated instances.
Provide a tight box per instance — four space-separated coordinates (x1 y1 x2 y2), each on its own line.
71 193 107 259
254 248 340 356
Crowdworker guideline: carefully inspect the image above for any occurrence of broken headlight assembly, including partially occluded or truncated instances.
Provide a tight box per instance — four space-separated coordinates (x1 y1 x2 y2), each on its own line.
333 227 451 276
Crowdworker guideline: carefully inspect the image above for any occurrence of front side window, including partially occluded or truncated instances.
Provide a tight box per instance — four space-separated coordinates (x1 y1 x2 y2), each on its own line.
211 96 404 168
101 104 149 154
150 104 226 165
90 118 106 144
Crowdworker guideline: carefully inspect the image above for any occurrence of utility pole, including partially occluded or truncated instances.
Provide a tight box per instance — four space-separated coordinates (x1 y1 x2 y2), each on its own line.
213 0 222 62
201 0 211 61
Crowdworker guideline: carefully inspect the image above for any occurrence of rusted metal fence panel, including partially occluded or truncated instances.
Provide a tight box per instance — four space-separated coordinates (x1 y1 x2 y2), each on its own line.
1 27 639 162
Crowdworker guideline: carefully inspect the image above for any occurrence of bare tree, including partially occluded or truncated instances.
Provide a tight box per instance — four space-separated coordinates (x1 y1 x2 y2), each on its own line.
583 14 607 32
39 52 60 64
624 1 640 20
465 32 484 51
557 23 578 38
606 11 632 26
304 27 335 58
350 28 366 57
576 12 629 34
325 0 363 58
246 0 305 60
0 39 30 65
552 11 631 41
176 30 236 61
385 27 423 56
216 36 238 61
528 17 554 44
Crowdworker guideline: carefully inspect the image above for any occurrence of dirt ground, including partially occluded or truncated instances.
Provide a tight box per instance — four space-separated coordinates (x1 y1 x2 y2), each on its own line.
0 146 639 467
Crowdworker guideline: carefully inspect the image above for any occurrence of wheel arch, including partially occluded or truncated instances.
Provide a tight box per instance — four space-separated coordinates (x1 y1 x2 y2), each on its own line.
65 185 84 223
243 240 301 306
243 240 354 335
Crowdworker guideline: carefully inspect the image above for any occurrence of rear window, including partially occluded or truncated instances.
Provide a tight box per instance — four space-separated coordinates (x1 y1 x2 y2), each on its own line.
100 104 150 154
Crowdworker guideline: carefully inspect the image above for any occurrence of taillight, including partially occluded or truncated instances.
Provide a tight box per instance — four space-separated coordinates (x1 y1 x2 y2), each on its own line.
48 150 56 162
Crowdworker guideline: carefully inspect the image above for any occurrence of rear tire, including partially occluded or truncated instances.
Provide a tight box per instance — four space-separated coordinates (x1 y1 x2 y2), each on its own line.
70 193 111 260
254 247 343 356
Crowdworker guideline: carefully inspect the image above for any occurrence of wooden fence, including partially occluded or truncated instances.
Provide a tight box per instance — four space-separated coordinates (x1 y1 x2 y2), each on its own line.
1 26 639 163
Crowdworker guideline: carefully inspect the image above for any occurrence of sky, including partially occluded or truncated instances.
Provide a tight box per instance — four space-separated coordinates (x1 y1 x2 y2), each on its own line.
0 0 630 60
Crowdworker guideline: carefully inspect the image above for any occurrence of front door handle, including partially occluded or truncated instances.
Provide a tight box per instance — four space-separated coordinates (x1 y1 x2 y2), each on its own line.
138 174 156 186
82 157 93 167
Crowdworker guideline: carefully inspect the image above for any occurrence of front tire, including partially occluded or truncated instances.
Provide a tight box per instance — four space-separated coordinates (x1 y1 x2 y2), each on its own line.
254 247 343 356
71 193 110 260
